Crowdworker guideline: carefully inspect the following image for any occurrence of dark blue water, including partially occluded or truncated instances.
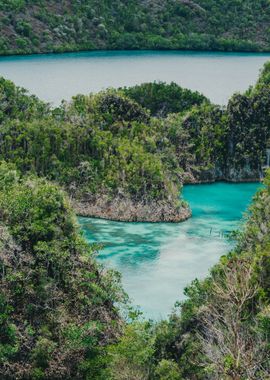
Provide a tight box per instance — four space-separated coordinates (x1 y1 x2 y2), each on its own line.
0 51 270 105
79 182 260 319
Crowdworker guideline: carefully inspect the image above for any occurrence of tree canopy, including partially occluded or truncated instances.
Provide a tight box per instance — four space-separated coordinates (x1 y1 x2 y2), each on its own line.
1 62 270 378
0 0 270 55
0 163 124 379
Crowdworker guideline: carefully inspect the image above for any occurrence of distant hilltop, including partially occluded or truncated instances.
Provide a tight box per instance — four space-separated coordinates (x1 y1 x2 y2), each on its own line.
0 0 270 55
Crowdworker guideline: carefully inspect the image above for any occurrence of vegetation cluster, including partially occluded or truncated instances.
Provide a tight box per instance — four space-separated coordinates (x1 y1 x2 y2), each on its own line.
1 66 270 214
1 63 270 378
108 170 270 379
1 165 270 379
0 0 270 55
0 79 209 219
0 163 125 379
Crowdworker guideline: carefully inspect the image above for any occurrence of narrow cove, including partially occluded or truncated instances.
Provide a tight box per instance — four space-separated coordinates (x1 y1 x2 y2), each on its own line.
79 182 260 320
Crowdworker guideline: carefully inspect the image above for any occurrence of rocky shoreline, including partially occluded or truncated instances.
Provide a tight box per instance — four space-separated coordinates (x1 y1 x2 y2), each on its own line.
73 170 261 223
73 195 191 223
183 166 262 184
185 177 261 185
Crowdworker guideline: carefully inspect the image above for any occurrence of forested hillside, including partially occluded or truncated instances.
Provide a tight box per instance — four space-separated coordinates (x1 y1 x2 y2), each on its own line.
1 47 270 380
1 165 270 379
0 163 125 379
109 170 270 380
0 79 206 222
1 62 270 222
0 163 270 380
0 0 270 55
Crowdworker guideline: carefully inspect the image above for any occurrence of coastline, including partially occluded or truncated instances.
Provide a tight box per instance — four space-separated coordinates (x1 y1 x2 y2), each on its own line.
73 196 191 223
73 176 261 223
184 177 261 185
1 48 270 59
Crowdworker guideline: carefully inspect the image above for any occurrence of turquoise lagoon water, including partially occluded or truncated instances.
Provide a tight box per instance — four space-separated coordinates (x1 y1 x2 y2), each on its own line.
79 182 260 320
1 50 266 318
0 51 270 105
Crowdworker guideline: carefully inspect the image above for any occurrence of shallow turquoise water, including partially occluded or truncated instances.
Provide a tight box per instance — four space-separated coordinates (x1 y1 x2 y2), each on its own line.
0 51 270 105
79 182 260 320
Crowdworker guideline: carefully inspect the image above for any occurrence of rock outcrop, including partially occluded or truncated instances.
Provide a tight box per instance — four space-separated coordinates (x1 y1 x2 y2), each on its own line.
73 195 191 223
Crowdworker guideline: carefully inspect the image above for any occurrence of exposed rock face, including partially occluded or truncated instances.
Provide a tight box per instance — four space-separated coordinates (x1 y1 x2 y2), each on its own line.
223 166 261 182
184 165 261 184
73 164 260 223
73 195 191 223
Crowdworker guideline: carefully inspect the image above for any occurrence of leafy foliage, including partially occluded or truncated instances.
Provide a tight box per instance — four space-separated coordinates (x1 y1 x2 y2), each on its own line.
0 164 124 379
0 81 193 212
1 61 270 378
121 82 208 117
1 65 270 214
108 171 270 379
0 0 270 55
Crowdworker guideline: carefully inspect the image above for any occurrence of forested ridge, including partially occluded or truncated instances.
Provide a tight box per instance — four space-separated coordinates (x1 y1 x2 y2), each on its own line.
1 63 270 378
107 172 270 379
0 0 270 55
1 66 270 222
0 166 125 379
1 157 270 379
0 80 206 222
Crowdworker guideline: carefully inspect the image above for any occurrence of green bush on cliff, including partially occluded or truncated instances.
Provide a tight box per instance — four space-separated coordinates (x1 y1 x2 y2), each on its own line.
0 81 184 211
121 82 208 117
0 163 124 379
1 63 270 211
0 77 48 123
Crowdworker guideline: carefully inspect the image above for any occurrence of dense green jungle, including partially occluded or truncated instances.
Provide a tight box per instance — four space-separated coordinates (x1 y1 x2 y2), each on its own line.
1 57 270 378
0 0 270 55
